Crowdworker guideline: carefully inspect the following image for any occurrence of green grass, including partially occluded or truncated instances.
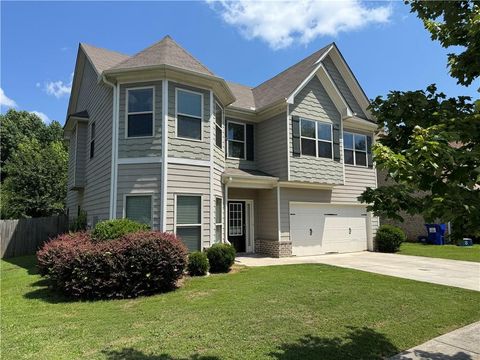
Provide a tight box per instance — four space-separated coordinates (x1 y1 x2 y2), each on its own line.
2 256 479 360
398 242 480 262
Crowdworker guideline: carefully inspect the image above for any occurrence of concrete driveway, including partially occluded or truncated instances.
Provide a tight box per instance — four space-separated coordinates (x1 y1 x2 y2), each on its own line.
236 252 480 291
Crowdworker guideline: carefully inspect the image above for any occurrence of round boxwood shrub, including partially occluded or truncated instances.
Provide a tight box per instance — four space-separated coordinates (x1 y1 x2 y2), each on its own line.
37 231 188 299
187 251 209 276
375 225 406 253
206 243 236 273
92 218 149 242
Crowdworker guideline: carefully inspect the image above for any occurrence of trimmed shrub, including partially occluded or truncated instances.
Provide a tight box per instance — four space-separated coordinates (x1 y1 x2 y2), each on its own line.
92 218 149 242
375 225 406 253
187 252 209 276
37 231 188 299
206 243 236 273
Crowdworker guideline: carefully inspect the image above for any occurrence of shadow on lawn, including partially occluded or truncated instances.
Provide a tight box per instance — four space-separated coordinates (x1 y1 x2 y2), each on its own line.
102 348 221 360
270 326 399 360
3 255 38 275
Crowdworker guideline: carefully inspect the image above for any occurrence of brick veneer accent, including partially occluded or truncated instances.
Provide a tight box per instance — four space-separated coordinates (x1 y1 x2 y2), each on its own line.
255 239 292 257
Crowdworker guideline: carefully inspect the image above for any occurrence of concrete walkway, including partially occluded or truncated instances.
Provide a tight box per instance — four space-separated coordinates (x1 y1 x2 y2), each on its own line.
390 321 480 360
236 252 480 291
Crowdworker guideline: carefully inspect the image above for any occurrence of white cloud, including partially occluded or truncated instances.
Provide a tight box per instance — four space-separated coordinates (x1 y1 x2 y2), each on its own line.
36 82 41 88
30 111 51 123
0 88 17 108
44 79 72 98
208 0 392 50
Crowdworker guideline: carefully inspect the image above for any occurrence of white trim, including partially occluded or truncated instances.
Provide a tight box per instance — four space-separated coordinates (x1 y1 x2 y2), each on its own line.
227 198 255 252
161 80 169 231
167 157 210 167
125 86 155 139
340 113 346 185
215 196 223 243
117 157 162 165
343 131 368 168
224 183 229 243
276 186 281 241
317 65 352 117
105 76 118 219
226 120 247 160
113 83 120 218
174 193 204 251
286 105 291 181
214 100 224 150
123 193 154 227
175 87 204 141
299 117 334 160
209 90 215 246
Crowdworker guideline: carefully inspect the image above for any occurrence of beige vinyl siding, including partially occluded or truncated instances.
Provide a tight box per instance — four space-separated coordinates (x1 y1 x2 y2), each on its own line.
322 55 366 118
166 164 211 248
74 122 87 187
213 167 224 243
225 118 256 170
289 76 343 184
168 82 211 160
256 112 288 179
74 59 113 224
257 189 278 240
115 163 162 229
279 187 331 242
118 81 162 158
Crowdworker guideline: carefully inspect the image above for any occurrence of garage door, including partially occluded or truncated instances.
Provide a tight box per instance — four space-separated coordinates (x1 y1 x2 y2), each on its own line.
289 203 368 256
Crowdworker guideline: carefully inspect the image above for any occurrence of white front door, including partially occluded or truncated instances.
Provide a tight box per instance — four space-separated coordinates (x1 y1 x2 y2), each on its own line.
290 203 368 256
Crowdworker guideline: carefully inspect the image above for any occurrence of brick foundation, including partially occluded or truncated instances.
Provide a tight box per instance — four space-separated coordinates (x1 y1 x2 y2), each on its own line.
255 239 292 257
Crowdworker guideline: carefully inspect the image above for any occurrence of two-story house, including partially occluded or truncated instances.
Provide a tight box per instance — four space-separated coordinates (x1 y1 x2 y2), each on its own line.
64 35 379 257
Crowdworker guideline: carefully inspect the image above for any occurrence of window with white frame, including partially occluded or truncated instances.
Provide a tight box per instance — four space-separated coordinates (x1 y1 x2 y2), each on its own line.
215 197 222 243
214 102 223 149
343 132 367 166
89 121 96 159
175 195 202 251
228 202 243 236
125 195 152 227
227 121 245 159
127 88 154 137
300 118 333 159
176 89 202 140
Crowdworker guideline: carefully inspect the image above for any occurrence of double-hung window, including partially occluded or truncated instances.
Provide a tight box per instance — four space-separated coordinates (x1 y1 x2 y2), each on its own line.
89 122 96 159
343 132 367 166
127 87 154 138
215 101 223 149
215 197 223 243
227 122 245 159
300 118 333 159
177 89 203 140
125 195 152 227
176 195 202 251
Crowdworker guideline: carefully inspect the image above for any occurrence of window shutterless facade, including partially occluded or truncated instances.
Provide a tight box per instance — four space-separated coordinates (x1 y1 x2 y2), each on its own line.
214 101 223 149
176 89 203 140
124 194 152 227
126 87 154 138
343 132 367 166
175 195 202 251
227 121 246 159
89 121 95 159
300 118 333 159
215 197 223 243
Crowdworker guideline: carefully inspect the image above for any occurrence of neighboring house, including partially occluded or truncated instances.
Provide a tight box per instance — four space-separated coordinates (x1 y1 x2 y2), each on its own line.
64 35 379 257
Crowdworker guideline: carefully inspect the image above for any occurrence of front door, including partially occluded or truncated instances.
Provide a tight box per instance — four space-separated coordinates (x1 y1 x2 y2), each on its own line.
228 201 246 252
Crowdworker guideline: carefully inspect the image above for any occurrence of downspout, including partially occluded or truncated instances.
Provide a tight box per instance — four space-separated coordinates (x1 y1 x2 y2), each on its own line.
103 75 117 219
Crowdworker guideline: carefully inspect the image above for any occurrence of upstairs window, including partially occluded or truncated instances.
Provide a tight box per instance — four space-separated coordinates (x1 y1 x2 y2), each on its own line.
177 89 203 140
127 87 154 138
300 118 333 159
344 132 367 166
227 121 245 159
89 121 96 159
215 101 223 149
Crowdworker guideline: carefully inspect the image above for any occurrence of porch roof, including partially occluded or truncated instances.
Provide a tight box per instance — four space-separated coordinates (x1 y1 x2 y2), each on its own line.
222 168 278 189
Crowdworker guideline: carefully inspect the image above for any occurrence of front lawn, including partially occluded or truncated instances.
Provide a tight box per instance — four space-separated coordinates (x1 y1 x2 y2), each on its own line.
2 256 479 360
398 242 480 263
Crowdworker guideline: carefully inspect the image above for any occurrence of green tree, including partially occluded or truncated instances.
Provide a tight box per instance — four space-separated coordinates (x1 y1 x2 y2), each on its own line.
407 0 480 87
1 139 68 218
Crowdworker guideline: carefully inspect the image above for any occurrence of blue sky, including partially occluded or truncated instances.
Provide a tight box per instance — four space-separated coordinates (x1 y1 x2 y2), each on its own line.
1 1 478 124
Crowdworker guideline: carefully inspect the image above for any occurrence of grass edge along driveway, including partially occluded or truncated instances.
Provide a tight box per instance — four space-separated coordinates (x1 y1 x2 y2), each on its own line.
2 256 479 360
398 242 480 263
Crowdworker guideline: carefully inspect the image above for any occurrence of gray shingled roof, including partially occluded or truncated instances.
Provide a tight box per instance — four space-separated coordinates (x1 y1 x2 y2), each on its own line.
252 43 333 110
109 35 214 75
226 81 256 110
81 43 130 74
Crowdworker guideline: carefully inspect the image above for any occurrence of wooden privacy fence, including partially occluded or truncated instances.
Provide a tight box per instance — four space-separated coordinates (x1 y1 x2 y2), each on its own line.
0 215 69 258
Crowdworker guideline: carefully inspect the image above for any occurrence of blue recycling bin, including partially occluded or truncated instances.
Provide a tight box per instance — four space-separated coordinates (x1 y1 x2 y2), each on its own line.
425 224 446 245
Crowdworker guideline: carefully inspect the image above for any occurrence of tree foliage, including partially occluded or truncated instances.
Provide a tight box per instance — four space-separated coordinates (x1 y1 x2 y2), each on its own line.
407 0 480 87
0 109 67 219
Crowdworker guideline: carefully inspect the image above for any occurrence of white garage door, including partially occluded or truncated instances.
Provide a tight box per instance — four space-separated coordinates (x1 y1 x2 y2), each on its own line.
290 203 368 256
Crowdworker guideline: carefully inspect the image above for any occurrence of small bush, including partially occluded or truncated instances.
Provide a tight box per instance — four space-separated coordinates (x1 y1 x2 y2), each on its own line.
187 252 209 276
375 225 406 253
206 243 236 273
37 231 188 299
69 210 88 232
92 218 149 242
